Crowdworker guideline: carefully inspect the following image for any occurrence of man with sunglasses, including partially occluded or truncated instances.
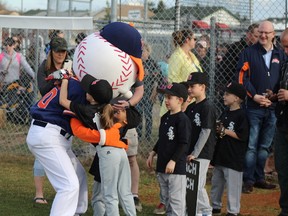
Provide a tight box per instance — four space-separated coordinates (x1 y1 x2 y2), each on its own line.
237 20 286 194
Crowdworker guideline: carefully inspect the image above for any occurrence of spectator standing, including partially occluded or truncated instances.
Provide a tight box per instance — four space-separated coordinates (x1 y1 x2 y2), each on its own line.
220 23 259 83
137 42 160 142
194 40 210 74
0 37 35 107
44 30 65 56
38 37 71 96
273 28 288 216
210 82 249 216
147 82 191 216
184 72 216 216
159 28 202 116
237 20 286 193
33 37 70 205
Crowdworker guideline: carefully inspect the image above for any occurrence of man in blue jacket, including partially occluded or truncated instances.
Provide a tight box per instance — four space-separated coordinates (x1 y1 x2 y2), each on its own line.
237 20 286 193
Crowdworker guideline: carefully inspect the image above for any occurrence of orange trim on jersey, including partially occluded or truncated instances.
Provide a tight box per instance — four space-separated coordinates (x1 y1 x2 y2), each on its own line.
130 55 144 81
70 118 128 149
238 61 249 85
238 61 253 98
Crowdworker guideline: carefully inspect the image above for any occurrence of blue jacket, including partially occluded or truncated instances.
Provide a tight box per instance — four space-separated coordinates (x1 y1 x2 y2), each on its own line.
237 42 286 109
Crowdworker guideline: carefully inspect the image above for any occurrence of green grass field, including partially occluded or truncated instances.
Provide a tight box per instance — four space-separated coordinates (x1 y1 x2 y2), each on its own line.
0 153 159 216
0 153 281 216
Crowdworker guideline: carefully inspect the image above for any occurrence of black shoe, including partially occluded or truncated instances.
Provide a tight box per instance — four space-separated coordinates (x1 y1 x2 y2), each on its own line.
226 213 237 216
242 182 253 193
212 208 221 214
254 180 276 189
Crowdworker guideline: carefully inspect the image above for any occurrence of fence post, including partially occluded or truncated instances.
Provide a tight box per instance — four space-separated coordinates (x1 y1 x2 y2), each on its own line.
174 0 180 31
209 16 216 102
111 0 117 22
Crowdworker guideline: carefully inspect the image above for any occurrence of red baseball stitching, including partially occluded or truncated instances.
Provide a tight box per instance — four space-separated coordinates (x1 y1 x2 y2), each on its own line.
76 33 132 91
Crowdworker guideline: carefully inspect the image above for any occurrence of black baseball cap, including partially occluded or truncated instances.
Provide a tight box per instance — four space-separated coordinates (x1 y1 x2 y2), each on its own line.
80 74 112 104
185 72 209 86
225 82 247 100
50 37 68 52
157 82 188 101
126 106 141 129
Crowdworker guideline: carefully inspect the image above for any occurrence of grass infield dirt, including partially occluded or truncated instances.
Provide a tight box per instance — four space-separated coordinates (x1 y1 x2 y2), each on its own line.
0 153 281 216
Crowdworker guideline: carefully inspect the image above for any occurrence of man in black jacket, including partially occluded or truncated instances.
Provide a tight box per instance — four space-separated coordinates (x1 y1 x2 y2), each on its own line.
274 28 288 216
219 23 259 83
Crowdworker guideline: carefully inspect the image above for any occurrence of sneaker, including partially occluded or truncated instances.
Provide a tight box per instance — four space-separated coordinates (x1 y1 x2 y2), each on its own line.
242 182 253 194
212 208 221 215
153 203 166 215
254 180 276 189
226 213 237 216
133 197 142 212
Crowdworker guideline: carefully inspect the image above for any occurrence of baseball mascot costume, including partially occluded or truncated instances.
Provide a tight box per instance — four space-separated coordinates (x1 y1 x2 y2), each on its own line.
70 22 144 216
73 22 144 99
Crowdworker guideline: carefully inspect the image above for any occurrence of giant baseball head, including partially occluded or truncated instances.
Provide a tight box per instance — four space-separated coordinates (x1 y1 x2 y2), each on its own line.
73 22 144 99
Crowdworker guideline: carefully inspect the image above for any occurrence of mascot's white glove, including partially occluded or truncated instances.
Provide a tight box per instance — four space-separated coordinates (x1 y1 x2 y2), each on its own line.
93 112 105 146
45 69 70 81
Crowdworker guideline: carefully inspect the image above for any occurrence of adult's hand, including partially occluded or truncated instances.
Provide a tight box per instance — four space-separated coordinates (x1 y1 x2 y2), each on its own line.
253 94 272 107
277 89 288 102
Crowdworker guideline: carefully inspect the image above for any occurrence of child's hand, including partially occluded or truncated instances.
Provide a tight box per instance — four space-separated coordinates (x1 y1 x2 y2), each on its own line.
216 122 225 134
165 160 175 174
146 151 156 169
187 154 195 162
146 155 154 169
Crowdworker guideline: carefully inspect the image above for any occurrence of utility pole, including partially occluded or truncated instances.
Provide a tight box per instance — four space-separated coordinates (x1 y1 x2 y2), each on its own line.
111 0 117 22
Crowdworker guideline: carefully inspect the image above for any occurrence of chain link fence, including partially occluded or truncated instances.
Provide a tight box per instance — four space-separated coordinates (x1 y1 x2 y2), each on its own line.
0 0 286 160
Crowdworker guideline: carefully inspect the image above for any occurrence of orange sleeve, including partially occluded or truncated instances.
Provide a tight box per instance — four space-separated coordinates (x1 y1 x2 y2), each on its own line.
70 118 101 143
70 118 128 149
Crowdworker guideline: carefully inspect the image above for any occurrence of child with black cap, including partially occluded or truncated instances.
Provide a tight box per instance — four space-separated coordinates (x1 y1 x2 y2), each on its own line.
210 82 249 216
60 74 141 216
184 72 216 216
146 82 191 216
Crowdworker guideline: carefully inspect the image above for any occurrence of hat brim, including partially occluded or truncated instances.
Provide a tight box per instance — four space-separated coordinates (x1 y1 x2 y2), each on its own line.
126 106 141 129
184 81 208 86
157 88 178 97
80 74 95 94
52 47 68 52
225 89 246 100
130 55 144 81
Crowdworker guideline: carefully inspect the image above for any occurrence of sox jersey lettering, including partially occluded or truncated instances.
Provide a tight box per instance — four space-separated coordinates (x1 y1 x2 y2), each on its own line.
212 109 249 171
185 98 216 160
153 111 191 174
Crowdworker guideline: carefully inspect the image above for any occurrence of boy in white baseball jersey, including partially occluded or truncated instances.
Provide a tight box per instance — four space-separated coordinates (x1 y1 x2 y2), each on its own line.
210 82 249 216
147 82 191 216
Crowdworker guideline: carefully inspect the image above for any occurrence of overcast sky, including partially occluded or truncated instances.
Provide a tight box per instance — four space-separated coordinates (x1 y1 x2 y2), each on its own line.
3 0 287 22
